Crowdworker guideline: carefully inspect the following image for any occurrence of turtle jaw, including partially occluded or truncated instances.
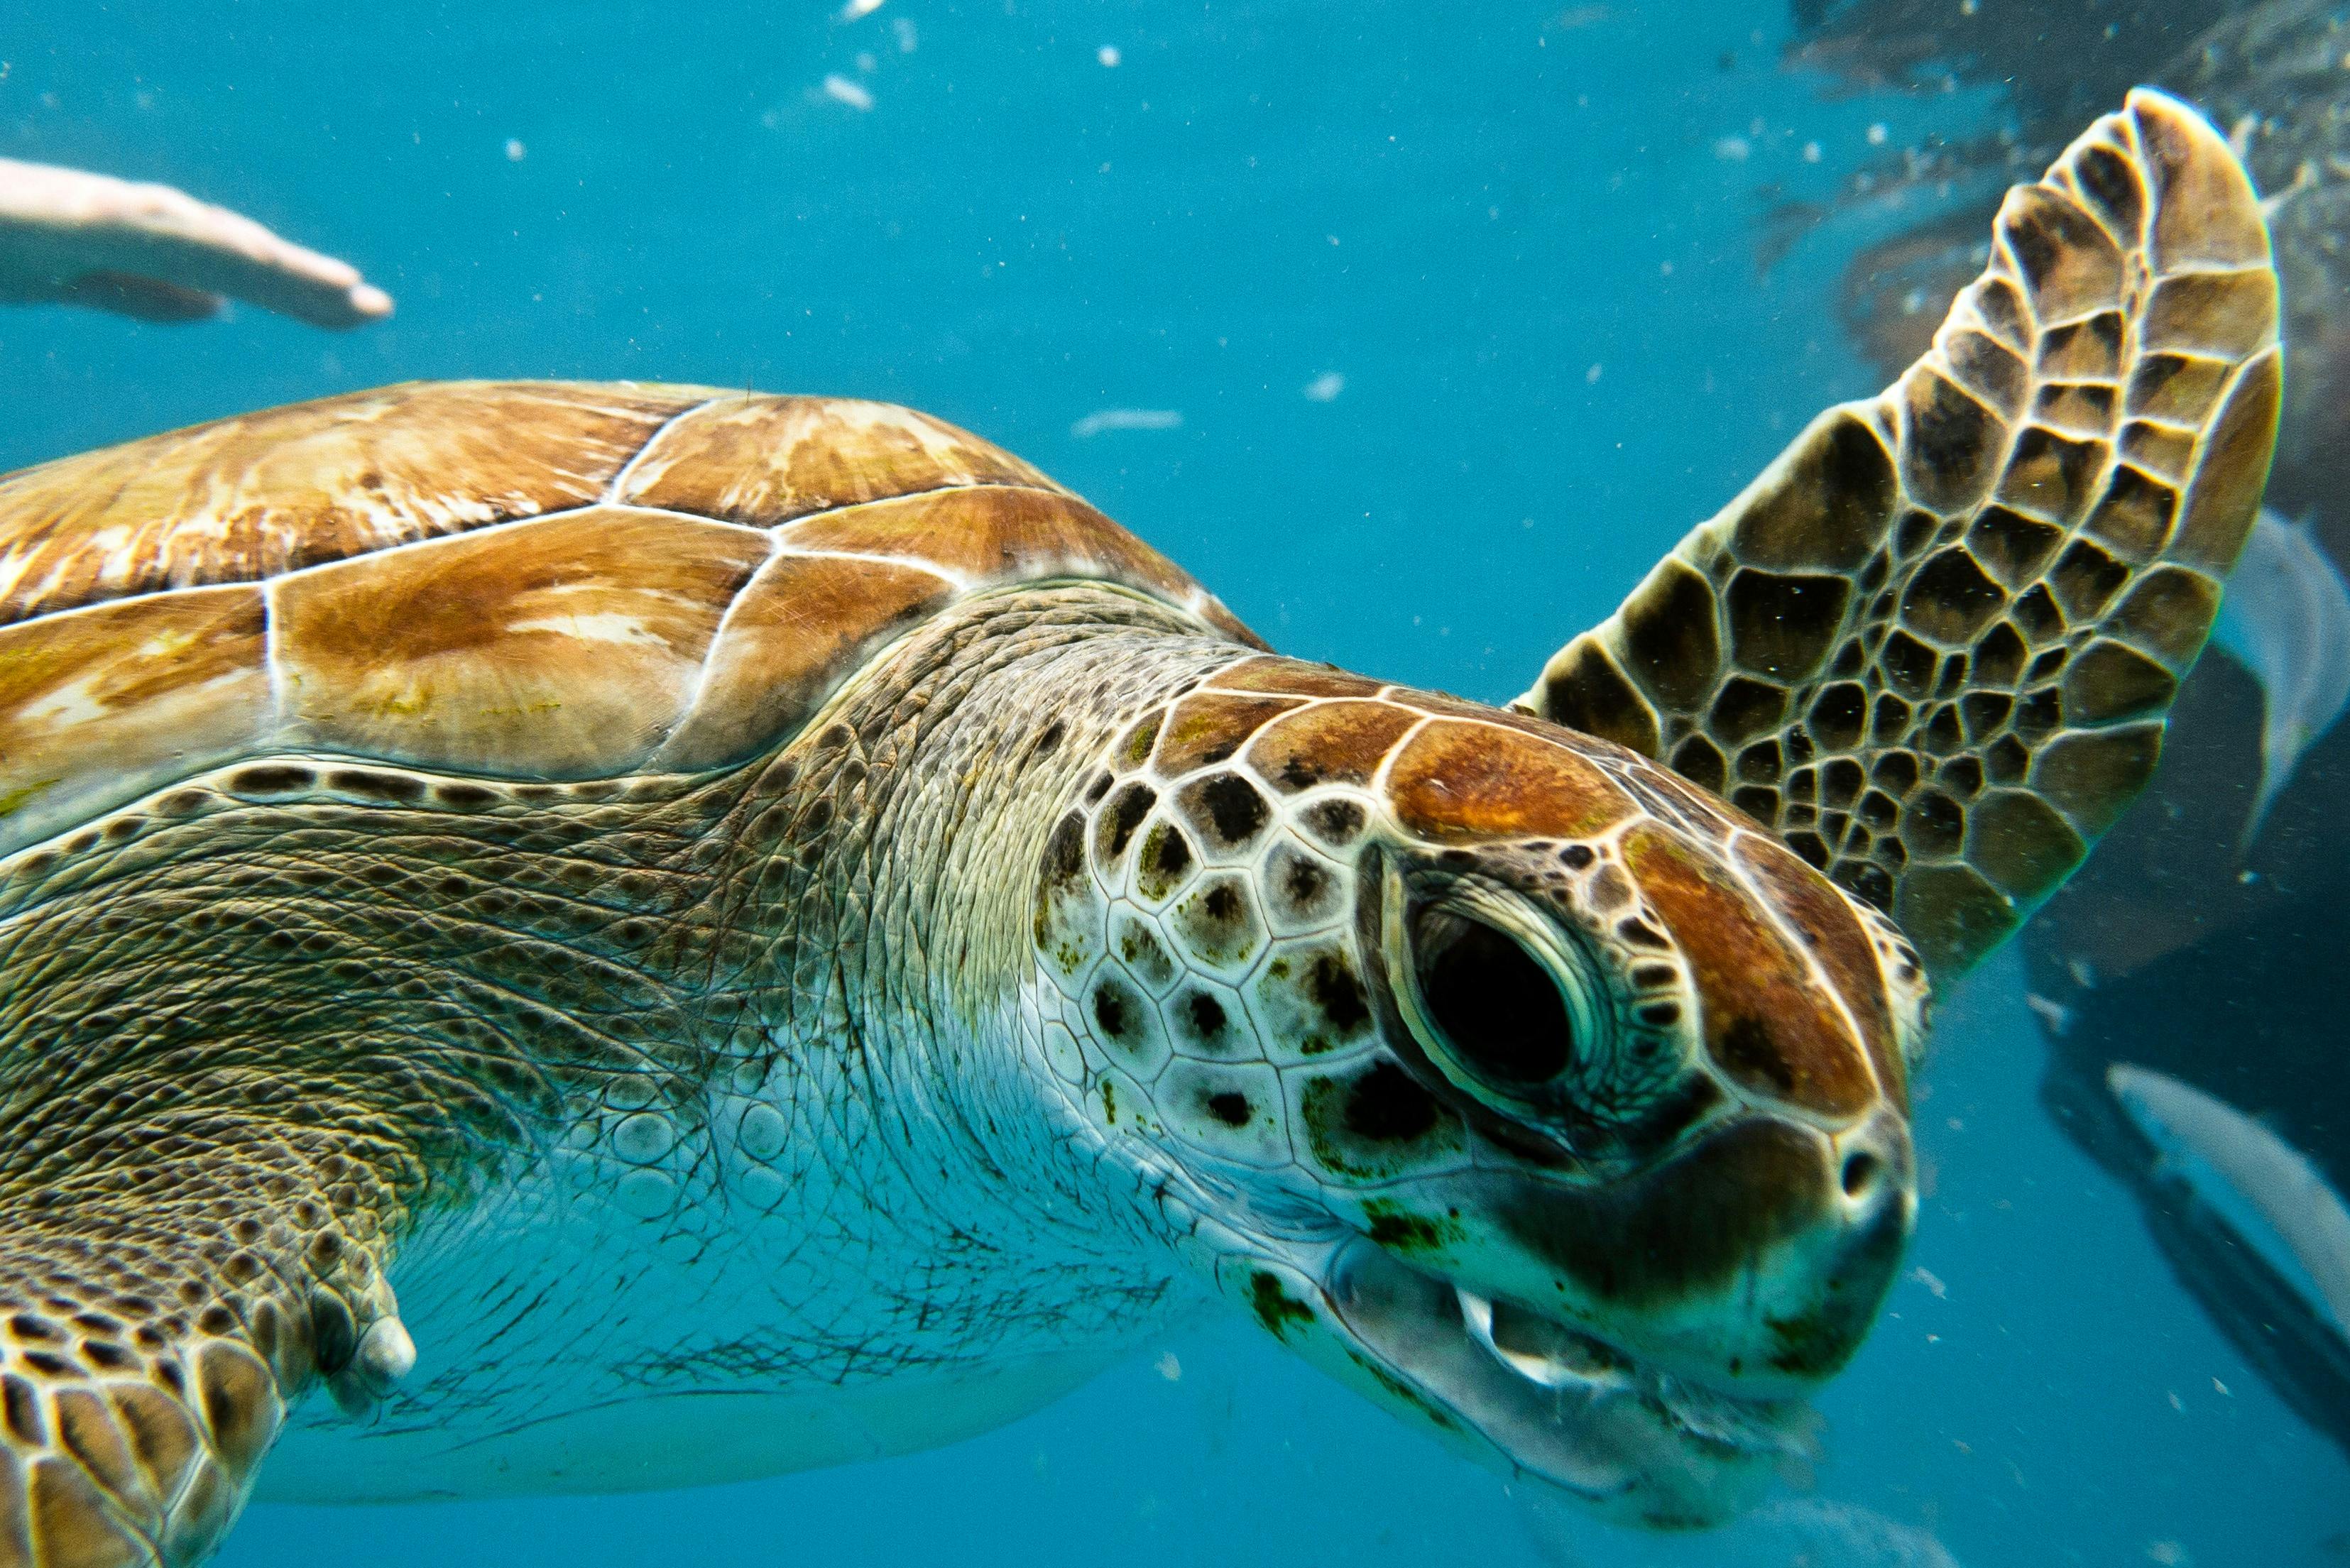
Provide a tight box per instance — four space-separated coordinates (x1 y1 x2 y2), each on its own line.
1267 1238 1816 1529
1210 1110 1911 1529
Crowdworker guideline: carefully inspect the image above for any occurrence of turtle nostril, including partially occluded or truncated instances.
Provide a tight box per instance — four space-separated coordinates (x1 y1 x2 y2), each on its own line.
1840 1150 1882 1200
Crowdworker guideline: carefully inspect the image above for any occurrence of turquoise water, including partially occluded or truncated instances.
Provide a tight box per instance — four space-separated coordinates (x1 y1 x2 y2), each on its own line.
5 1 2347 1562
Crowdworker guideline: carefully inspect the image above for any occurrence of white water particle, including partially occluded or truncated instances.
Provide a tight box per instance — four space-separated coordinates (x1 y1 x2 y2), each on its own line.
1071 407 1183 438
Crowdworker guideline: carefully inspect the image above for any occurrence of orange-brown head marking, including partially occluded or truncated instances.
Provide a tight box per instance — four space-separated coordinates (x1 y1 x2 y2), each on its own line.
1619 823 1882 1120
1032 654 1928 1525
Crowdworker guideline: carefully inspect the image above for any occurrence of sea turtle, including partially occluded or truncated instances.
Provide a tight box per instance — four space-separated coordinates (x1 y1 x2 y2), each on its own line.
0 88 2278 1564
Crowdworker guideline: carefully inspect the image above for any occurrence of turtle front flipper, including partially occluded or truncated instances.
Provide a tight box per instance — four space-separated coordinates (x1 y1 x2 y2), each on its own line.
1521 87 2280 977
0 1156 410 1565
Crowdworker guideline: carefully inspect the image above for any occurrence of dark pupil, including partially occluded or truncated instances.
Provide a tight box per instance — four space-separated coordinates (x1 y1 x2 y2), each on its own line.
1416 913 1572 1085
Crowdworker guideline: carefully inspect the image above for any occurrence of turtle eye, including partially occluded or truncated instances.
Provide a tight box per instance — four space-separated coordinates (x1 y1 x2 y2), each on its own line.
1410 908 1574 1090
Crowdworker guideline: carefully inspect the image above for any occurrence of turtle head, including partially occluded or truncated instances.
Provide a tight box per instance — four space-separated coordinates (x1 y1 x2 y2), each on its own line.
1031 659 1929 1526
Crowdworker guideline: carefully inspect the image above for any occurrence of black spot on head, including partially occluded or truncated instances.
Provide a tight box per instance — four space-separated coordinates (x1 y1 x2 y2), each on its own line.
1174 875 1264 965
1345 1060 1441 1143
1300 798 1367 848
1265 842 1344 927
1305 952 1370 1035
1116 917 1178 987
1092 985 1132 1041
1610 917 1668 951
1034 720 1066 758
1558 843 1596 870
1365 1209 1443 1251
1206 1091 1252 1127
1123 711 1164 765
328 769 425 804
435 782 499 810
1183 990 1230 1043
229 765 317 796
1084 772 1114 804
1039 818 1090 949
1041 812 1086 889
1185 772 1272 850
1096 782 1157 867
1249 1271 1315 1337
1137 822 1195 899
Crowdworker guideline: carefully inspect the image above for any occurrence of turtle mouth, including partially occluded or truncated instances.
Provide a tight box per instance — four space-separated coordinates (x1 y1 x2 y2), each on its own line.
1318 1239 1814 1520
1447 1285 1811 1460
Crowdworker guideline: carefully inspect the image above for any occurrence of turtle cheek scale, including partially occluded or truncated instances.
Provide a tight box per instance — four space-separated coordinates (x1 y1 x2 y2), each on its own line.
1032 661 1917 1525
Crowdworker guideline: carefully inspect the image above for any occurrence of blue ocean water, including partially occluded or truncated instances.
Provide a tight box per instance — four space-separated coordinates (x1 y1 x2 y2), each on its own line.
4 1 2346 1563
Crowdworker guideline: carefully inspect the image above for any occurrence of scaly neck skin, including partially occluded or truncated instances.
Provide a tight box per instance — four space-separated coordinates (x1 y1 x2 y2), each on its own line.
0 583 1259 1449
715 583 1256 1325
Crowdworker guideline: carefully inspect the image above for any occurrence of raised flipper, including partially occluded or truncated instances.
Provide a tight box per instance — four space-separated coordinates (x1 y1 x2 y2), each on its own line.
0 1156 412 1565
1519 88 2280 977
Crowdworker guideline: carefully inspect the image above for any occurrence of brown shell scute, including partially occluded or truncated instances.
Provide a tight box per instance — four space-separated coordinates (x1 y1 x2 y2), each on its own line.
0 381 1257 858
616 395 1061 522
273 508 772 778
651 554 953 773
0 381 711 626
0 587 270 852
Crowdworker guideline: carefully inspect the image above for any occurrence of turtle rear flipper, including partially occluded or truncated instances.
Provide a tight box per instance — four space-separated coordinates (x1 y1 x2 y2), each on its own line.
1523 87 2280 979
0 1159 409 1566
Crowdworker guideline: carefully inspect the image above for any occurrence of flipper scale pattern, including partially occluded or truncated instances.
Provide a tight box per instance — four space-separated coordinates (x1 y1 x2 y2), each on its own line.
1521 89 2280 978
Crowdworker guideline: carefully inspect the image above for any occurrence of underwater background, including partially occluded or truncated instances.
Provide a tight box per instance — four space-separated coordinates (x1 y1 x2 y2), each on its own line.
4 1 2347 1563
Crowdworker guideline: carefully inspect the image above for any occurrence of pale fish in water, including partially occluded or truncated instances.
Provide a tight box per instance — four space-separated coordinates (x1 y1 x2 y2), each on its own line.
1069 407 1183 437
2211 508 2350 848
2109 1063 2350 1340
1521 1495 1962 1567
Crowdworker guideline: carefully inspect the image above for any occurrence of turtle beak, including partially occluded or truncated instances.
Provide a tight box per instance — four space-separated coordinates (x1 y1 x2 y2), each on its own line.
1208 1239 1815 1530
